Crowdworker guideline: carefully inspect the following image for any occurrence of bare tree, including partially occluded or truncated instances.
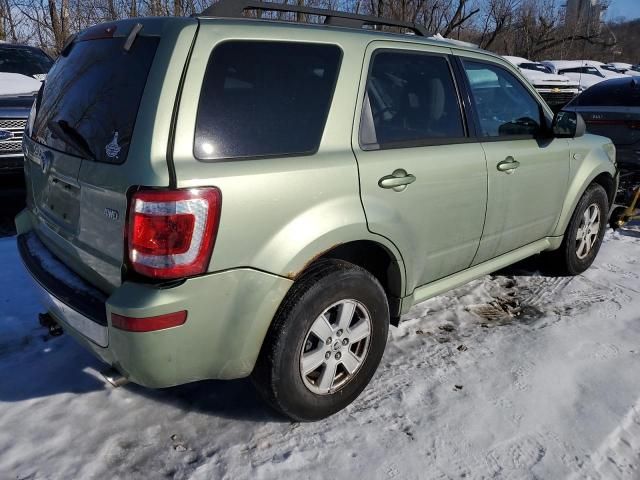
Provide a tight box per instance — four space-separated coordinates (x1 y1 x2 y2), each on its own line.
2 0 629 61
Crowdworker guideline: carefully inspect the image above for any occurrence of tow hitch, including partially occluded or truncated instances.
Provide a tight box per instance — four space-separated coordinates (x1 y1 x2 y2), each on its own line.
39 313 63 337
101 367 130 388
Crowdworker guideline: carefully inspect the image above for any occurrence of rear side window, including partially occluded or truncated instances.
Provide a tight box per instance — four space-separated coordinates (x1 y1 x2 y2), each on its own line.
360 51 465 149
194 41 342 161
570 80 640 107
31 36 159 164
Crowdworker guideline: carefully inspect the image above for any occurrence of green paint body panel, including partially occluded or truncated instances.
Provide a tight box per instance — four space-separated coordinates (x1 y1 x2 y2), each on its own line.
16 16 618 386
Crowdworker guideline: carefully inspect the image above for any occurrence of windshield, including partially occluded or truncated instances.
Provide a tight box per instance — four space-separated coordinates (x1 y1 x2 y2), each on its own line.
519 63 552 74
0 46 53 77
586 67 604 77
31 36 159 164
559 66 603 77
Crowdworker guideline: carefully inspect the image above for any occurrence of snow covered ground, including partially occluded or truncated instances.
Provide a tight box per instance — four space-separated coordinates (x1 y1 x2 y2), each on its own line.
0 224 639 480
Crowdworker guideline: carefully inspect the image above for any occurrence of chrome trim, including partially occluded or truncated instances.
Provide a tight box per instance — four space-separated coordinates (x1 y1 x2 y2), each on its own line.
29 275 109 347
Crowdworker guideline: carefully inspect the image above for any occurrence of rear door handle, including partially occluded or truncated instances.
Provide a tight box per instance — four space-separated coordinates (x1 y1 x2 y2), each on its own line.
497 157 520 173
378 169 416 192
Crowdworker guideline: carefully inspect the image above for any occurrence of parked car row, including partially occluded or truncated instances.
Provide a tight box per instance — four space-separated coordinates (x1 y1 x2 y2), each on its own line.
503 56 639 110
503 56 580 109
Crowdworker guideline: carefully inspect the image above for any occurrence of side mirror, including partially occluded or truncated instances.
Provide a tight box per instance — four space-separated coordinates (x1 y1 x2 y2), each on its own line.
552 110 586 138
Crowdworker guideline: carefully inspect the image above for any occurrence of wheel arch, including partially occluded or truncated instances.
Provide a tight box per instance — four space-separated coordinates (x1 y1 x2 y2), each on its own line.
591 171 616 208
552 164 616 239
319 241 404 324
288 239 406 325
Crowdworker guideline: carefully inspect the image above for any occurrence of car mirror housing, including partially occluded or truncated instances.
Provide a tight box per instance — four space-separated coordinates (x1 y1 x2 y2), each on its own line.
552 110 586 138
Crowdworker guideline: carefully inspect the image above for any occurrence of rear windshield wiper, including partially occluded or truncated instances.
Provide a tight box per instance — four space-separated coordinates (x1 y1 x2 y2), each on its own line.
47 120 96 161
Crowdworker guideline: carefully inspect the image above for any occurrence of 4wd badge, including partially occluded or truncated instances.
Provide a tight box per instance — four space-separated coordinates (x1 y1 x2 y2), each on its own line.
103 208 119 221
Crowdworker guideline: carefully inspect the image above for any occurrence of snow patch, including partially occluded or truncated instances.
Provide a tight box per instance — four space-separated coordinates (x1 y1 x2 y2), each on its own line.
0 223 639 479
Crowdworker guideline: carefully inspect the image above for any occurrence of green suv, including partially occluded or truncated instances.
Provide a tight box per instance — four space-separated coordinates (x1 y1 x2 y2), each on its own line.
17 1 617 421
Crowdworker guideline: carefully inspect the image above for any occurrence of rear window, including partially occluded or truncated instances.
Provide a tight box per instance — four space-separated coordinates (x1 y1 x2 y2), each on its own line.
31 36 159 164
570 80 640 107
194 41 342 161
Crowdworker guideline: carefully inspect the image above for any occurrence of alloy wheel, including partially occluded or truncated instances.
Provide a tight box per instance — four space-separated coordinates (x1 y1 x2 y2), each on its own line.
576 203 601 260
299 299 372 395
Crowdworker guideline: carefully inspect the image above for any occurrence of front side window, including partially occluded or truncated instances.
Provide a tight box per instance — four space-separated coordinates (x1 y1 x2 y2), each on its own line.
194 41 341 161
463 60 542 138
360 51 465 149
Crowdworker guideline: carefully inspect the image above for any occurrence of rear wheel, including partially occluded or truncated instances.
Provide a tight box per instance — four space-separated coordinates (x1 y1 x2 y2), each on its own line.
548 183 608 275
252 259 389 421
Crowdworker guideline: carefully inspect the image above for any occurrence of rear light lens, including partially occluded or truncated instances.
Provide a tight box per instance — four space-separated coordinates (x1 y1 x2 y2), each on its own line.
111 311 187 332
128 188 221 279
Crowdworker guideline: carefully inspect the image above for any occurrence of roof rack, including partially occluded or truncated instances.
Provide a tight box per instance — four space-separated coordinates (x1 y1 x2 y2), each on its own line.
198 0 430 37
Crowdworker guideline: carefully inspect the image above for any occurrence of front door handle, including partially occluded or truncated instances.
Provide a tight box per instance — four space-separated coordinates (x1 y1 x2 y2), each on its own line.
497 157 520 173
378 169 416 192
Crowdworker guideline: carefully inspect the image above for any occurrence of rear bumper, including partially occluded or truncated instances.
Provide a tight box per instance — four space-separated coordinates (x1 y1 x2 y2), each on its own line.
16 218 293 387
18 233 109 346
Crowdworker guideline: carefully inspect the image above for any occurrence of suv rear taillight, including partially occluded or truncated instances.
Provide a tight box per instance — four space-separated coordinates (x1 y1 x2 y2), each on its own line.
128 188 221 279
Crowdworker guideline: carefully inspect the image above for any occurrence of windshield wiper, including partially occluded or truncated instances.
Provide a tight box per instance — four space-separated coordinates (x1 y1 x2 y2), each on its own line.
47 120 96 161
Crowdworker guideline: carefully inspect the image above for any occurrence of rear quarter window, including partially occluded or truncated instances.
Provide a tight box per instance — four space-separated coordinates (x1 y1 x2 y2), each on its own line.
194 41 342 161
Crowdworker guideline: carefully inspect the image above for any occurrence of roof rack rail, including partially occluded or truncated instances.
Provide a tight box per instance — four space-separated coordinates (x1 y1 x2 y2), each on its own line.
198 0 430 37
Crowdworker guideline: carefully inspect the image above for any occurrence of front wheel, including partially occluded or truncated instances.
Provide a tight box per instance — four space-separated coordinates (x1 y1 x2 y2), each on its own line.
252 259 389 421
549 183 608 275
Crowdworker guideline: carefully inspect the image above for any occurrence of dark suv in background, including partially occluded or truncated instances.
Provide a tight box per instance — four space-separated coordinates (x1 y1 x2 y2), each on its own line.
0 44 52 176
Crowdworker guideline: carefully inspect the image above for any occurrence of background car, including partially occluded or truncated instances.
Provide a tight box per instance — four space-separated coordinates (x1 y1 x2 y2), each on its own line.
0 94 34 176
0 43 53 83
563 76 640 169
606 62 640 76
0 44 52 162
503 56 579 109
581 60 629 79
543 60 607 90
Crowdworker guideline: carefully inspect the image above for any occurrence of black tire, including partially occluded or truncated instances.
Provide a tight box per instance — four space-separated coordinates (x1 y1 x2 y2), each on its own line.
251 259 389 421
548 183 609 275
